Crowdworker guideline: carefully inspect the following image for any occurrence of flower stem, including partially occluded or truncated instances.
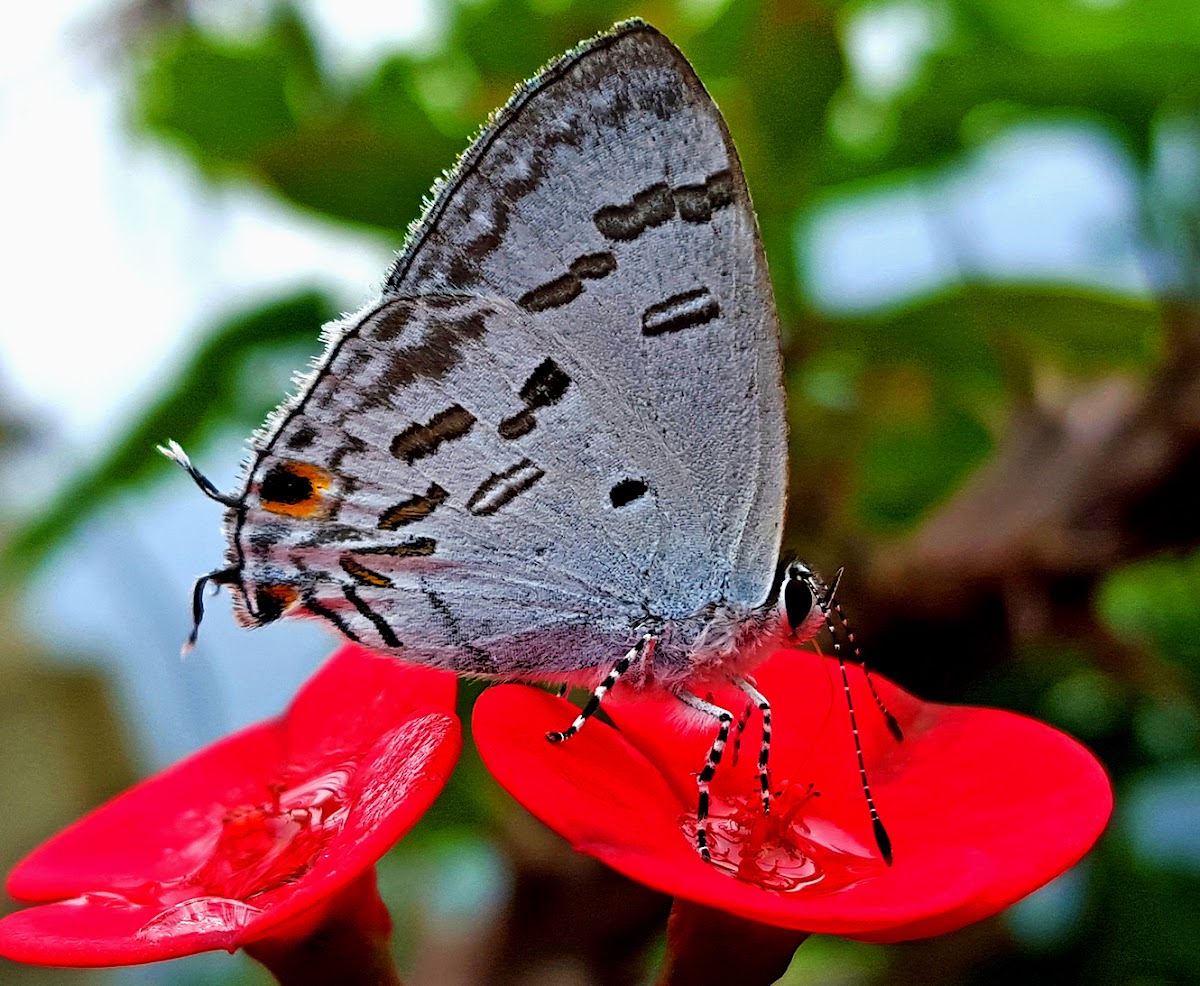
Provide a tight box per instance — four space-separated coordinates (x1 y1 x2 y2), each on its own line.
246 871 402 986
655 899 808 986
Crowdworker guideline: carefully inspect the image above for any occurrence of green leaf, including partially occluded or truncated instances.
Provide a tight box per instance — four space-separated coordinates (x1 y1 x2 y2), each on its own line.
1098 550 1200 674
454 0 633 82
845 284 1161 391
140 9 323 166
854 403 992 530
826 0 1200 180
967 0 1200 58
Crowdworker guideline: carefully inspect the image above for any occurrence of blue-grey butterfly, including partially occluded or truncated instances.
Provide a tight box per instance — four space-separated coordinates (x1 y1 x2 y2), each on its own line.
164 19 896 864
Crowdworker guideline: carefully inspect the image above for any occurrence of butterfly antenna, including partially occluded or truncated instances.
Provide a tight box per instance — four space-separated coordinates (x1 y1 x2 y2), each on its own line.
158 440 240 508
185 566 240 654
823 568 903 742
820 579 894 866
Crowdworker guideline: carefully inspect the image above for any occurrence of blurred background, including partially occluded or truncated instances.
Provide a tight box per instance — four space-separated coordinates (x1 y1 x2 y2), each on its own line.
1 0 1198 983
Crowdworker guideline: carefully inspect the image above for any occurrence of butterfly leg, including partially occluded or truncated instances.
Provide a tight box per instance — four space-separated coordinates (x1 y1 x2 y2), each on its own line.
545 634 655 743
729 701 754 766
732 676 772 815
673 689 735 863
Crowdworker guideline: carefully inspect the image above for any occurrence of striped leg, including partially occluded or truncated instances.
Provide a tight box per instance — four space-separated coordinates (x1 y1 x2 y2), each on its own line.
733 676 772 815
729 701 754 766
545 635 653 743
674 689 735 863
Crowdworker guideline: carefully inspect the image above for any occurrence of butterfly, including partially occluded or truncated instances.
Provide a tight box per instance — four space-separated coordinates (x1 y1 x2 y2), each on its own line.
163 19 896 864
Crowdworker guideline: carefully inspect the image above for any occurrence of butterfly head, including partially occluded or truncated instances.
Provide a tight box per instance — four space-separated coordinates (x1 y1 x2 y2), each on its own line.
160 440 305 648
182 559 303 651
777 561 834 646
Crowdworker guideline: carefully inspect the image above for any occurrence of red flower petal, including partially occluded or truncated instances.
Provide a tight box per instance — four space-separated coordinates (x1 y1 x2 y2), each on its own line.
0 892 268 966
474 649 1111 941
0 645 460 965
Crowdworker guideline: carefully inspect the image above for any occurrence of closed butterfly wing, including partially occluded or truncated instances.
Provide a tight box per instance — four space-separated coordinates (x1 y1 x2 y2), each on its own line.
223 21 787 680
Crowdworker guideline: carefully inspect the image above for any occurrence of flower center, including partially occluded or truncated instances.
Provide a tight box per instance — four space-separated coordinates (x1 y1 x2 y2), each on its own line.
681 781 883 892
193 772 349 901
132 764 355 941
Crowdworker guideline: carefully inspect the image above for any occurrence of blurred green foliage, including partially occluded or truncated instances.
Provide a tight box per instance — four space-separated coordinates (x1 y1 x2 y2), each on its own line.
10 0 1200 983
7 292 338 567
1101 551 1200 662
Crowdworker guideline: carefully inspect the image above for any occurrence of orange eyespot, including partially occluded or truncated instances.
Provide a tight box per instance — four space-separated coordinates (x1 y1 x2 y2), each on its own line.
254 584 299 624
258 460 333 518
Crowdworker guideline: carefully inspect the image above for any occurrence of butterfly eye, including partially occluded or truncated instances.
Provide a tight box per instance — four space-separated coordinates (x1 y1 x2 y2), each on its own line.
782 578 811 633
783 573 814 634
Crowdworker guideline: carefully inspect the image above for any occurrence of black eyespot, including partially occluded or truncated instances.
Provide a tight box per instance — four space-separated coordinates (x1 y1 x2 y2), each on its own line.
254 585 296 624
260 464 315 505
784 576 814 632
610 478 648 507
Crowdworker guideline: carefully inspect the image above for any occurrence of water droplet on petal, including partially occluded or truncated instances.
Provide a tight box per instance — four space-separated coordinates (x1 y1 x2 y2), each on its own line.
186 763 356 901
682 781 883 891
136 897 263 941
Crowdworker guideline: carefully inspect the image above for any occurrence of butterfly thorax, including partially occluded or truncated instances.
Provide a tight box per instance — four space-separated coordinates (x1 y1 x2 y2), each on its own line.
640 598 790 689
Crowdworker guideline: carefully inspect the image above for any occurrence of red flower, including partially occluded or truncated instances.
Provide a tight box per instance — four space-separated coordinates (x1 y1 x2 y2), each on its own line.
474 649 1112 942
0 645 460 967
